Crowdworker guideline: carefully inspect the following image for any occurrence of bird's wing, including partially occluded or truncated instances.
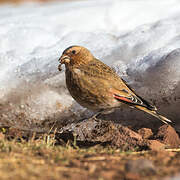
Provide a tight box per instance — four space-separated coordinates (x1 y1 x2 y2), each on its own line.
111 79 156 111
80 59 118 78
78 59 156 111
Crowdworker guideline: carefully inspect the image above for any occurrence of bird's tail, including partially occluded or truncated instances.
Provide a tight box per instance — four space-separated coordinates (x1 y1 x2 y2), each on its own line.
135 105 172 124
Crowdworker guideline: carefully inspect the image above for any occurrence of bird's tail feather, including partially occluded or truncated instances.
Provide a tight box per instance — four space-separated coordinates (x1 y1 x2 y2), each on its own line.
135 105 172 124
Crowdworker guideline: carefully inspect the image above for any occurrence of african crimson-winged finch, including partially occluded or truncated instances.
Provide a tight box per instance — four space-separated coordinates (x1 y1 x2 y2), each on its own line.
58 46 171 124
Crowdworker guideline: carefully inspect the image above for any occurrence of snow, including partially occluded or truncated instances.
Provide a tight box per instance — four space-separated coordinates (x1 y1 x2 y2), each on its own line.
0 0 180 131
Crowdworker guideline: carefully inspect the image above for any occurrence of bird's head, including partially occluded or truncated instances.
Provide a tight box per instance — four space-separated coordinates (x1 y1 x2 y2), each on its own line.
58 46 94 71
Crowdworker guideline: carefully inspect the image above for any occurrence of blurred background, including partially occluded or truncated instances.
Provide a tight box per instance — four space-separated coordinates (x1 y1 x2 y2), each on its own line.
0 0 56 3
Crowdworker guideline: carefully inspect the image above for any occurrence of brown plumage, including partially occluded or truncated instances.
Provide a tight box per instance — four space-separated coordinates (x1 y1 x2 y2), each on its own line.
58 45 171 124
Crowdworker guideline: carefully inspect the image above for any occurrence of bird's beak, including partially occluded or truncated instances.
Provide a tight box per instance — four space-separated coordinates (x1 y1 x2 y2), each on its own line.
58 55 71 71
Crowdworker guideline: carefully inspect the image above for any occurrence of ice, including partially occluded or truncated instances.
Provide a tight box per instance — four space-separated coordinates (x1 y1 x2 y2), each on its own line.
0 0 180 131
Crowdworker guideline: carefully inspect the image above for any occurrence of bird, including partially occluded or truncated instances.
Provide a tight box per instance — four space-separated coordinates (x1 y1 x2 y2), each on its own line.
58 45 171 124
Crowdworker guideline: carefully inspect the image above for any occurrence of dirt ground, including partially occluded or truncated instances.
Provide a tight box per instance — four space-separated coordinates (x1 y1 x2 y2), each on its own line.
0 135 179 180
0 104 180 180
0 119 179 180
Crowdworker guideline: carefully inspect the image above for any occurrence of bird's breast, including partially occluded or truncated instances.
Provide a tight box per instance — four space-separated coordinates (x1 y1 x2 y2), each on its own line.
65 67 121 110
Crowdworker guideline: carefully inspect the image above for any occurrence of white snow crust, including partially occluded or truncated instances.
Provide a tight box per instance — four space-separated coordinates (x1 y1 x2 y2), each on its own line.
0 0 180 130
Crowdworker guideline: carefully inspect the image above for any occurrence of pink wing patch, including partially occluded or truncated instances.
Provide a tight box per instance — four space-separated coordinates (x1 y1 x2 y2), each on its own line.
113 94 133 103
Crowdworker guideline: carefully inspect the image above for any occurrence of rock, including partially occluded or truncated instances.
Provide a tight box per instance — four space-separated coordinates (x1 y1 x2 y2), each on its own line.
9 116 179 152
125 158 156 175
156 125 180 148
59 118 180 151
138 128 153 139
110 125 144 150
147 140 165 151
59 119 145 150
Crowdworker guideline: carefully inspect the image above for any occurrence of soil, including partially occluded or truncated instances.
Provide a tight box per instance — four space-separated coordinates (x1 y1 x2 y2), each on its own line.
57 118 180 151
1 116 179 180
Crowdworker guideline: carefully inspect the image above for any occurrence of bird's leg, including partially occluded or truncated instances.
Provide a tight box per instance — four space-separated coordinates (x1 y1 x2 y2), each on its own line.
76 109 114 123
76 111 102 123
91 111 102 119
91 109 114 119
76 112 101 123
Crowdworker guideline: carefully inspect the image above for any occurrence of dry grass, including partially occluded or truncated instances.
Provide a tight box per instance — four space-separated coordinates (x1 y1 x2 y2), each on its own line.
0 130 179 180
0 132 120 180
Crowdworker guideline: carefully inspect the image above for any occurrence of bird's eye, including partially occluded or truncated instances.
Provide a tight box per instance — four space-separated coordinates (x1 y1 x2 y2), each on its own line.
72 50 76 54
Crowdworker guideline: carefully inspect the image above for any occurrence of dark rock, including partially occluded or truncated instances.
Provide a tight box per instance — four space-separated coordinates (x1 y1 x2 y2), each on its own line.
58 118 180 151
59 118 145 150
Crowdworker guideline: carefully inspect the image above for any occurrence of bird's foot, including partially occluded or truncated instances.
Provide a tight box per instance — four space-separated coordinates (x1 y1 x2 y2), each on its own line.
91 112 102 120
77 112 102 123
